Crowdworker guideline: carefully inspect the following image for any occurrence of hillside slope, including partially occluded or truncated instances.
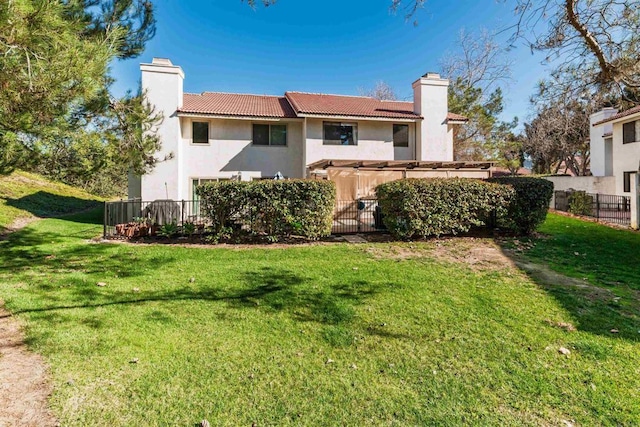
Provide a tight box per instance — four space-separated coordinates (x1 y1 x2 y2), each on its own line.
0 171 101 233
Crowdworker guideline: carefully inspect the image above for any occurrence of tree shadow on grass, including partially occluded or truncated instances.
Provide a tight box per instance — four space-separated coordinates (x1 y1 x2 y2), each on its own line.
4 191 101 221
496 240 640 343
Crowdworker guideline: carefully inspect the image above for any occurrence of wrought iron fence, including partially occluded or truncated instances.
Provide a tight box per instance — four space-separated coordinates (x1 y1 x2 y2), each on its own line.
332 199 386 234
104 198 388 238
554 190 631 226
104 199 210 238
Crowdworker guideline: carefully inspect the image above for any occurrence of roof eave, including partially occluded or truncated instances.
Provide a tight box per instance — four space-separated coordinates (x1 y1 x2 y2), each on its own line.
593 110 640 126
296 113 422 122
177 111 301 121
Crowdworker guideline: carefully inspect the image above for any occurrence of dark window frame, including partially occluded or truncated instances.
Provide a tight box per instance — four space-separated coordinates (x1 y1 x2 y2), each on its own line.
252 123 288 147
192 121 210 144
393 124 409 147
323 121 358 146
623 171 635 193
623 121 637 144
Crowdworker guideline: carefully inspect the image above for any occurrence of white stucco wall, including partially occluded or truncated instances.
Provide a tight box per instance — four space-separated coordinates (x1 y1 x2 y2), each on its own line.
412 74 452 161
303 118 415 168
543 175 617 206
139 59 184 201
590 108 616 177
611 119 640 195
180 117 304 198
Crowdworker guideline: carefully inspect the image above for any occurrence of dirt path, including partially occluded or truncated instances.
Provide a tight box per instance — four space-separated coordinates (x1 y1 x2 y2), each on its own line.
0 306 57 427
1 216 58 427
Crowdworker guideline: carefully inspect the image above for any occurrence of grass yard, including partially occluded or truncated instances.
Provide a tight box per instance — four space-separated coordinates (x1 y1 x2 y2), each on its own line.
0 170 100 232
1 210 639 425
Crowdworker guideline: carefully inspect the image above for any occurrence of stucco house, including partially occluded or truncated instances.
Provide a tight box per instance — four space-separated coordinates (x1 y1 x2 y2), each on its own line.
590 106 640 196
129 58 480 201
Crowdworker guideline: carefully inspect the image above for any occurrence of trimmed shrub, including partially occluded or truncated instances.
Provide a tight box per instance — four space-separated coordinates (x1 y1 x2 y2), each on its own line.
487 177 554 235
196 180 251 237
375 178 513 239
568 191 594 216
196 180 336 241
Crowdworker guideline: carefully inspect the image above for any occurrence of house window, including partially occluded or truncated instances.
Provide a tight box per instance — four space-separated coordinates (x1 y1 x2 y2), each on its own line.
623 171 635 193
393 124 409 147
253 124 287 146
623 121 637 144
191 178 230 212
323 122 358 145
192 122 209 144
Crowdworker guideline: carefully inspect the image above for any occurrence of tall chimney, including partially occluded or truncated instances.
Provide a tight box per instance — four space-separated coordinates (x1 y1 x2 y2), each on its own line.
412 73 451 161
138 58 185 200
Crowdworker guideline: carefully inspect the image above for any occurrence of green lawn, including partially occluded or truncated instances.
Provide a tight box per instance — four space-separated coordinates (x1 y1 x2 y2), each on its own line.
1 211 639 425
0 170 100 232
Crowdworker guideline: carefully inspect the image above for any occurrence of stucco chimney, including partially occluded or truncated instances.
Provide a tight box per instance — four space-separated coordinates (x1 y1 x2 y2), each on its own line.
589 107 617 177
137 58 185 200
412 73 452 161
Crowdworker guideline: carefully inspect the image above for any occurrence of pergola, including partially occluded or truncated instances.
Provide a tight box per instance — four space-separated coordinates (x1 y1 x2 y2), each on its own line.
307 159 493 171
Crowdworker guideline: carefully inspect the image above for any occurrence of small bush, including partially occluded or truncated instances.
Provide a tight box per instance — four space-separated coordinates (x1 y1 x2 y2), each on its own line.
568 191 594 216
375 178 513 239
487 177 554 235
196 180 336 241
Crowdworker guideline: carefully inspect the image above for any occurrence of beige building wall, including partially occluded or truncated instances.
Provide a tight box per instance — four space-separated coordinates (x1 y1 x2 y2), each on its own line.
304 119 415 168
611 120 640 195
180 117 304 195
543 176 617 207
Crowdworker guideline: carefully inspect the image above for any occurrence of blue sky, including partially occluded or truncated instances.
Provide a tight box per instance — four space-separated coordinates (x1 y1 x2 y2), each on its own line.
110 0 550 127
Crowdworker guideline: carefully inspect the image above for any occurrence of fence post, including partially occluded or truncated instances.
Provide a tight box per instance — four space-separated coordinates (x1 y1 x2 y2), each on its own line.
595 193 600 220
631 173 639 230
181 199 185 229
103 201 107 239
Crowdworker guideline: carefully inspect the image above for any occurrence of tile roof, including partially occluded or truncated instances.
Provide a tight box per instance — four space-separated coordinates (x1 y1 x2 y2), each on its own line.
284 92 421 119
180 92 297 118
447 112 468 122
179 91 465 122
593 105 640 126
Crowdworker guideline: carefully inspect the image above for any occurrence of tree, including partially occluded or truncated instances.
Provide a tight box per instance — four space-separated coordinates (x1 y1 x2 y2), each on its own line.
523 99 592 175
395 0 640 104
441 30 517 161
0 0 157 177
358 81 398 100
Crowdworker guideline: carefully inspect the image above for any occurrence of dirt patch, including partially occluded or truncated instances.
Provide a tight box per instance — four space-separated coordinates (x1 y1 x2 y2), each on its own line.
0 216 38 241
0 305 57 427
365 238 517 272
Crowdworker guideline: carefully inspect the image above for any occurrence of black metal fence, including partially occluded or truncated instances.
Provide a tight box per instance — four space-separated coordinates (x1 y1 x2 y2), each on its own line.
332 199 386 234
103 198 387 238
104 199 210 238
554 190 631 226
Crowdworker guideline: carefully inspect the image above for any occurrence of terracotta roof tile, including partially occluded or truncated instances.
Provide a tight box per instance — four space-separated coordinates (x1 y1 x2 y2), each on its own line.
593 105 640 126
284 92 421 119
447 112 468 122
180 92 297 118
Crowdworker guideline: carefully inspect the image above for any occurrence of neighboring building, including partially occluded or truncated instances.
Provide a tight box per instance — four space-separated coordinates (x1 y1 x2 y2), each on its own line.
591 106 640 196
130 58 473 201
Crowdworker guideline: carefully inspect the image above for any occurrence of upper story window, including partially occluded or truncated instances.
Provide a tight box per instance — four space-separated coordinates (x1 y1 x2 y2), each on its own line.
623 120 637 144
323 122 358 145
192 122 209 144
393 124 409 147
253 124 287 146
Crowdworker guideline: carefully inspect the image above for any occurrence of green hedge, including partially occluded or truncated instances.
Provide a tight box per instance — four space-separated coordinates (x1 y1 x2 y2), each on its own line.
196 180 336 241
375 178 513 239
487 177 554 234
568 191 594 216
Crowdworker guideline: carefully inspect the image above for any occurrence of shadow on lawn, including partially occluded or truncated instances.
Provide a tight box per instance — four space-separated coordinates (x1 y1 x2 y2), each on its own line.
1 219 386 341
496 234 640 342
4 191 101 220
